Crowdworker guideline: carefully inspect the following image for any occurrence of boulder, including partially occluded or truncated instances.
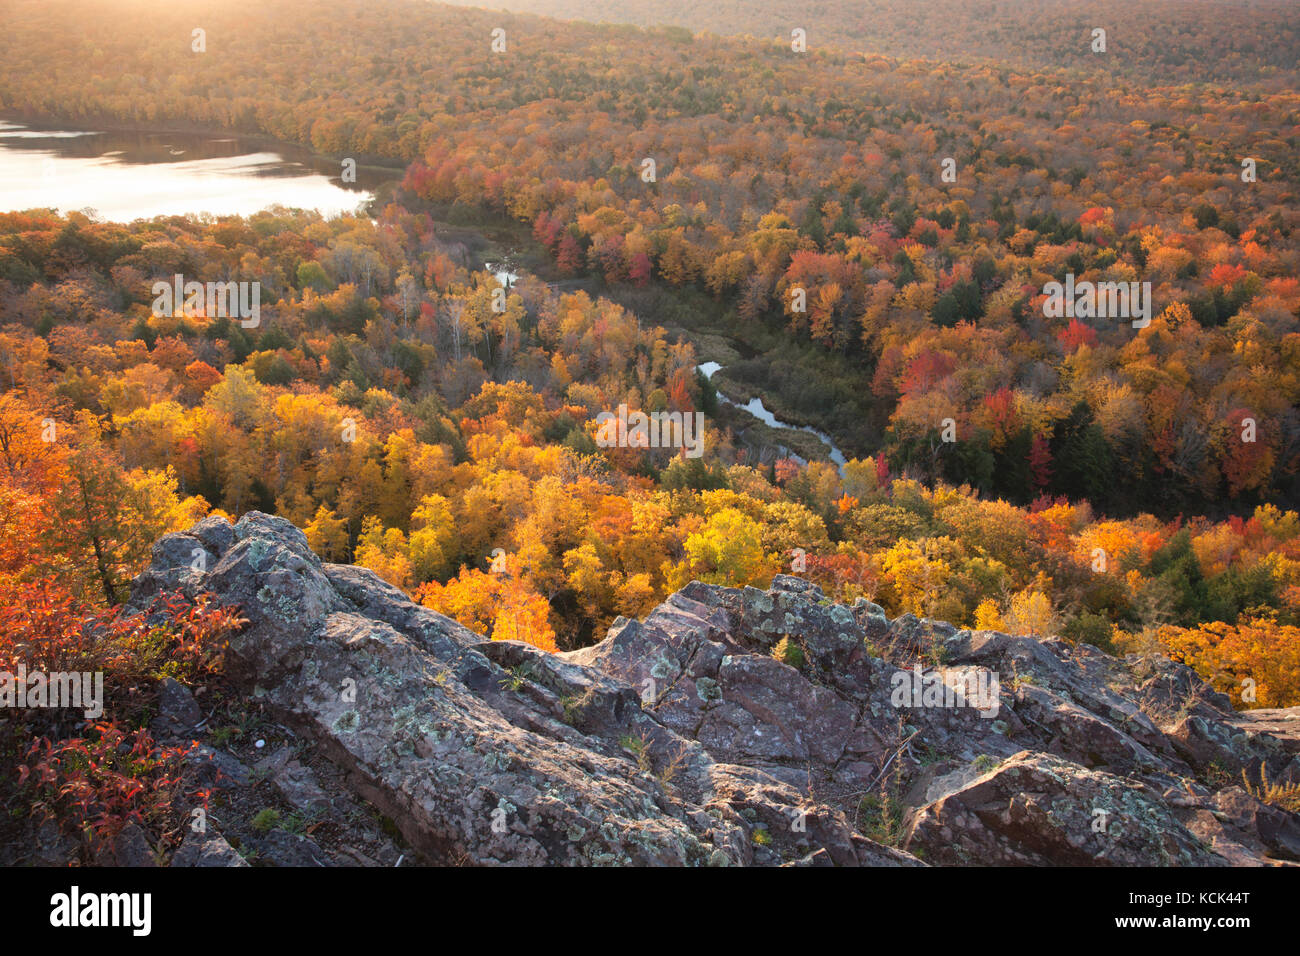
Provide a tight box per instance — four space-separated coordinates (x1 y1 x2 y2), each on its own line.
127 513 1300 867
136 513 906 867
905 751 1225 866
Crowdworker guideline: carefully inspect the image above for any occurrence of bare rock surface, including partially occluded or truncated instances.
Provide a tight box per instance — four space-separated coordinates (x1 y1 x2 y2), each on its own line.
126 513 1300 866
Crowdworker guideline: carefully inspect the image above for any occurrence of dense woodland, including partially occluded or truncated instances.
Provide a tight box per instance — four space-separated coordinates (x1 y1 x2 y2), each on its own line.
443 0 1300 86
1 0 1299 750
3 197 1298 711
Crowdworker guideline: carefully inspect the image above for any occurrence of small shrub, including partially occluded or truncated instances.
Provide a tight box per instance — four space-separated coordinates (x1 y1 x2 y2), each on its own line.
17 723 202 852
619 733 653 773
2 585 242 860
772 636 805 669
251 808 282 833
857 791 908 847
1242 766 1300 813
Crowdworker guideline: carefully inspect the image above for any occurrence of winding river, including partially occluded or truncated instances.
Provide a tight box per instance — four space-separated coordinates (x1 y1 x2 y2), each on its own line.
2 119 848 475
489 262 848 474
696 360 847 474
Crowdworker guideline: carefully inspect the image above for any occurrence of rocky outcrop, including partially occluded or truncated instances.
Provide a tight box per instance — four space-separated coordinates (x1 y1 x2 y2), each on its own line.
131 512 1300 866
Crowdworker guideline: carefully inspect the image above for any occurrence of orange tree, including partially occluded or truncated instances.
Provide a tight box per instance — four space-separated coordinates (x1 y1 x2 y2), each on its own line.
1156 616 1300 709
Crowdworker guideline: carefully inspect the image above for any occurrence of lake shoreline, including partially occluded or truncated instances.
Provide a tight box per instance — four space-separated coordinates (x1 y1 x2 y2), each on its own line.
0 111 410 174
4 111 860 471
0 115 394 222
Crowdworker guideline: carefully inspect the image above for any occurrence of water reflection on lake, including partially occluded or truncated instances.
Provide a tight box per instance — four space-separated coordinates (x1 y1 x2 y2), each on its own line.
0 120 386 221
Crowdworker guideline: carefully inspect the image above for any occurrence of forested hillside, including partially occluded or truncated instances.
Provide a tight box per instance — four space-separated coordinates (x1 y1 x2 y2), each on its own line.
441 0 1300 86
1 0 1298 706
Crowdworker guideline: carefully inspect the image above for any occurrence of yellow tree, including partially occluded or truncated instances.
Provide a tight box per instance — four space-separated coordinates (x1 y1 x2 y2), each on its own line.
353 516 413 590
305 505 350 562
408 494 457 583
674 507 769 588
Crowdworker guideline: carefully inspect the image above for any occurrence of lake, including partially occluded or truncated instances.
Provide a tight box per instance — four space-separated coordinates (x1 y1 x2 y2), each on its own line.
0 119 848 470
0 120 390 221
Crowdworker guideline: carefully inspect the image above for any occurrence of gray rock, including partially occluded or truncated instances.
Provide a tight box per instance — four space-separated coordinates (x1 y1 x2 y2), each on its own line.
907 750 1226 866
94 822 157 867
256 747 333 816
250 829 329 867
171 829 248 867
129 517 1300 867
151 677 202 738
184 745 251 790
133 515 902 867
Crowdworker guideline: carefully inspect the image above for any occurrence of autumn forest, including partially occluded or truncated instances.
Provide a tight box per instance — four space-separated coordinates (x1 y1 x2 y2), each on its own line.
1 0 1300 866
